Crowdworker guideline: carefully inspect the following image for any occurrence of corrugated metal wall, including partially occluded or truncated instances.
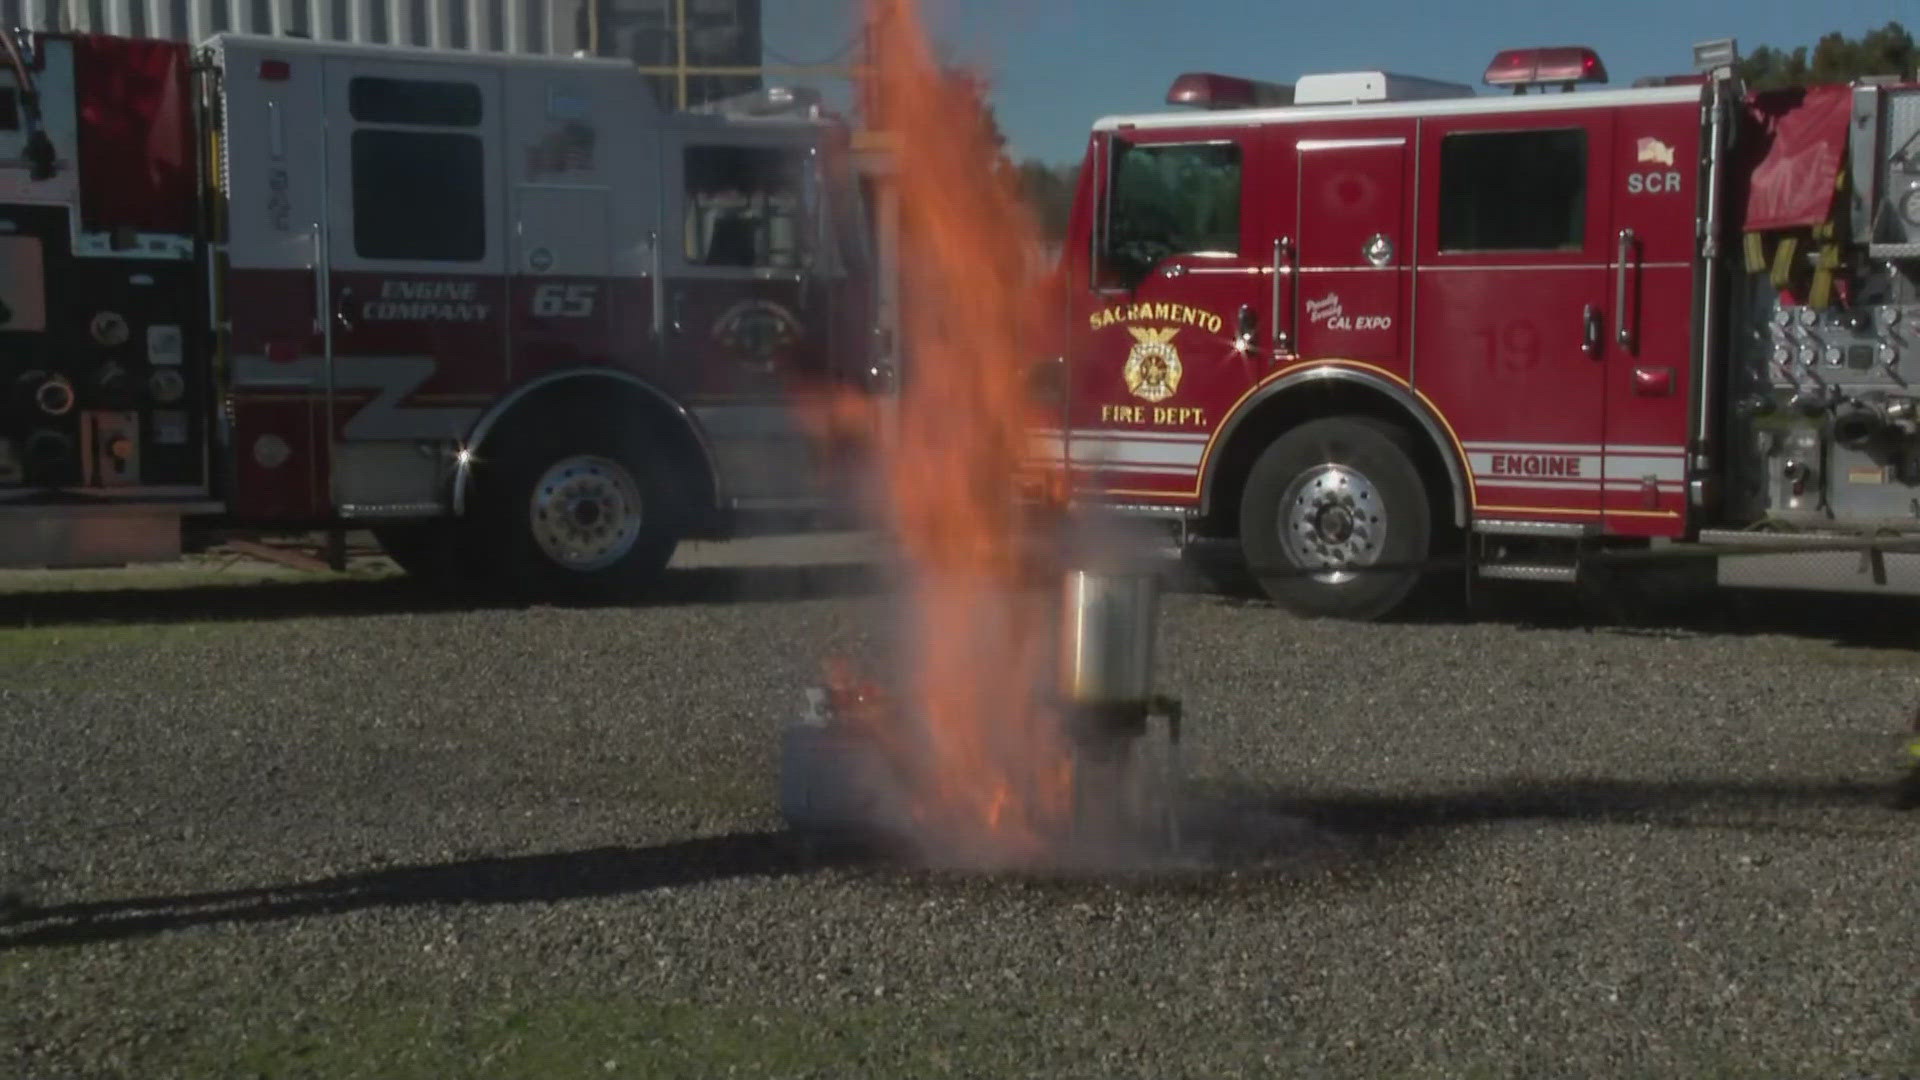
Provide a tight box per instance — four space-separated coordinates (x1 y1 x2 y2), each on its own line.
1 0 581 55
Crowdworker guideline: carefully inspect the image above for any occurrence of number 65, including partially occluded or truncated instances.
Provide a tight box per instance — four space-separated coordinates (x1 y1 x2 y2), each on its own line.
532 283 596 318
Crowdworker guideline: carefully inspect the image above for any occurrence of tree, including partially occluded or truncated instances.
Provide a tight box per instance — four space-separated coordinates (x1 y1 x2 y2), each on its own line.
1014 159 1079 240
1737 21 1914 90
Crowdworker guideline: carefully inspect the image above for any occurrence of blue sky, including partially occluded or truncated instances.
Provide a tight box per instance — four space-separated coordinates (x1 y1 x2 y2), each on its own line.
760 0 1914 163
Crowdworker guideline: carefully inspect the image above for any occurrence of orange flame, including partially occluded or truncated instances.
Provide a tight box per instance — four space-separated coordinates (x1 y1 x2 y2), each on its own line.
797 0 1077 865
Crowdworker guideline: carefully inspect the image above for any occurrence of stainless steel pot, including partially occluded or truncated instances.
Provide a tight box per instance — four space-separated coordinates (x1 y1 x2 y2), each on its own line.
1056 568 1160 707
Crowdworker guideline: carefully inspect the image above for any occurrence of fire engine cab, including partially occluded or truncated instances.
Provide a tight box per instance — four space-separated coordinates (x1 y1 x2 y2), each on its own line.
0 29 896 595
1039 40 1920 619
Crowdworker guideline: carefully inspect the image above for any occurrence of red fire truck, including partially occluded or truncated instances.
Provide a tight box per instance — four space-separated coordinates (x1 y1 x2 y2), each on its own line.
1035 40 1920 619
0 30 897 595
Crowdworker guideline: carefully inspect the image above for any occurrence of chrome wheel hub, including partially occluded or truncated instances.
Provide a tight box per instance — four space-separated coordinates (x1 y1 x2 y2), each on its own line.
1280 464 1386 585
529 455 643 572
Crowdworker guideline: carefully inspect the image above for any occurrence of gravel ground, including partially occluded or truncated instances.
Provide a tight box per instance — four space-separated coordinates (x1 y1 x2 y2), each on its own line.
2 539 1918 1079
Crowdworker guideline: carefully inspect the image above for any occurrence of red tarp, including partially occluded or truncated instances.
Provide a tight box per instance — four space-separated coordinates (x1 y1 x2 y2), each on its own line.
1735 83 1852 234
72 35 195 235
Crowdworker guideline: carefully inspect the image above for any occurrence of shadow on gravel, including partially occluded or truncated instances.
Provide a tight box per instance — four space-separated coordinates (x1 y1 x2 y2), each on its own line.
0 830 887 951
1179 541 1920 654
9 777 1907 949
1257 775 1907 841
0 562 883 630
982 774 1912 901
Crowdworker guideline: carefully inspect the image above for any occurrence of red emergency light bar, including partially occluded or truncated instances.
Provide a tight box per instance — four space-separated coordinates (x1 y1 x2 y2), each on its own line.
1165 72 1295 110
1482 46 1608 92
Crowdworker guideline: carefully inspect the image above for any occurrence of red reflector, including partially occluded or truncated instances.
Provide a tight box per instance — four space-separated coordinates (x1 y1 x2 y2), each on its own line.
259 59 290 81
1632 365 1674 397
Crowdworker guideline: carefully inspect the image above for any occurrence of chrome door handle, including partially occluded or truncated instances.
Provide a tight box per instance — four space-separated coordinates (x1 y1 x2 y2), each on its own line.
1271 236 1295 357
310 225 325 335
1583 304 1602 357
1615 228 1636 351
648 229 664 339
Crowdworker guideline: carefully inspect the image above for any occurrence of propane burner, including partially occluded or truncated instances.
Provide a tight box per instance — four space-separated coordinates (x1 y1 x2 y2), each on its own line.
779 552 1187 867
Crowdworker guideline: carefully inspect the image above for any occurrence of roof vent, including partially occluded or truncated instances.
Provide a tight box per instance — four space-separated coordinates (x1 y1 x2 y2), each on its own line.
1293 71 1475 105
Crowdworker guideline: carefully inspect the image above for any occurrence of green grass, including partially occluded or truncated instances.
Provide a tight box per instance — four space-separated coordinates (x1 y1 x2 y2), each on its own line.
187 996 1017 1080
1796 642 1920 667
0 556 399 664
164 990 1920 1080
0 621 225 662
0 556 396 596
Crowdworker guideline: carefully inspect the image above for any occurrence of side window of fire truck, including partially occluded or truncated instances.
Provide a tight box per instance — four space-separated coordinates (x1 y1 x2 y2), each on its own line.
1099 139 1242 289
1436 129 1587 252
348 77 487 263
682 145 814 271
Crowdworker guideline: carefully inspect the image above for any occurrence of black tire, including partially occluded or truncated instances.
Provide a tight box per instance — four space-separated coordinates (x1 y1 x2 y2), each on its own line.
465 415 684 601
1238 415 1433 621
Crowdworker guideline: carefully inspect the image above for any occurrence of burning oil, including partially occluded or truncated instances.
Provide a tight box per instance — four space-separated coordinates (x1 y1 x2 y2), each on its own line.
781 1 1193 872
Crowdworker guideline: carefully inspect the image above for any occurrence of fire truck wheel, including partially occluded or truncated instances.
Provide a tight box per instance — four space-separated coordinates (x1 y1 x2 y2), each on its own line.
471 422 682 598
1239 416 1432 621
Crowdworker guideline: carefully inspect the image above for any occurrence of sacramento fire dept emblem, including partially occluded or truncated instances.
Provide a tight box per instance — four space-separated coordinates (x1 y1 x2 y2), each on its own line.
1123 326 1182 403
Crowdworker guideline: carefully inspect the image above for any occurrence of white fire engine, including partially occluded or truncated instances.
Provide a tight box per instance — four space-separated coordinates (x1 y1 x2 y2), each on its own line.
0 29 898 595
1037 40 1920 619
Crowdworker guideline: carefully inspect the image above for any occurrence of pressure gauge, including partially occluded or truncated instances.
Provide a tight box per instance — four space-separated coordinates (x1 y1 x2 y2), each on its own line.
1797 306 1819 327
1825 345 1843 367
1900 185 1920 228
1773 307 1794 327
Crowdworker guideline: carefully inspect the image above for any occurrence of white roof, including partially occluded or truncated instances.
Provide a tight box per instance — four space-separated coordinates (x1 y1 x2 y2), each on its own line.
1099 81 1702 134
207 32 634 74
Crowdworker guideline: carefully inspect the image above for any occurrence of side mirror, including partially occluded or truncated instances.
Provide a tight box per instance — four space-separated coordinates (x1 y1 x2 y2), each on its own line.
23 130 54 182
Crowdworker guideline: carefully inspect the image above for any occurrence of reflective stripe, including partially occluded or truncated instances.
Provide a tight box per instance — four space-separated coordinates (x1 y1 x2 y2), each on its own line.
1069 440 1206 468
1476 478 1685 491
1032 428 1210 443
230 353 479 439
1026 431 1206 472
1604 455 1686 482
1464 441 1603 454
